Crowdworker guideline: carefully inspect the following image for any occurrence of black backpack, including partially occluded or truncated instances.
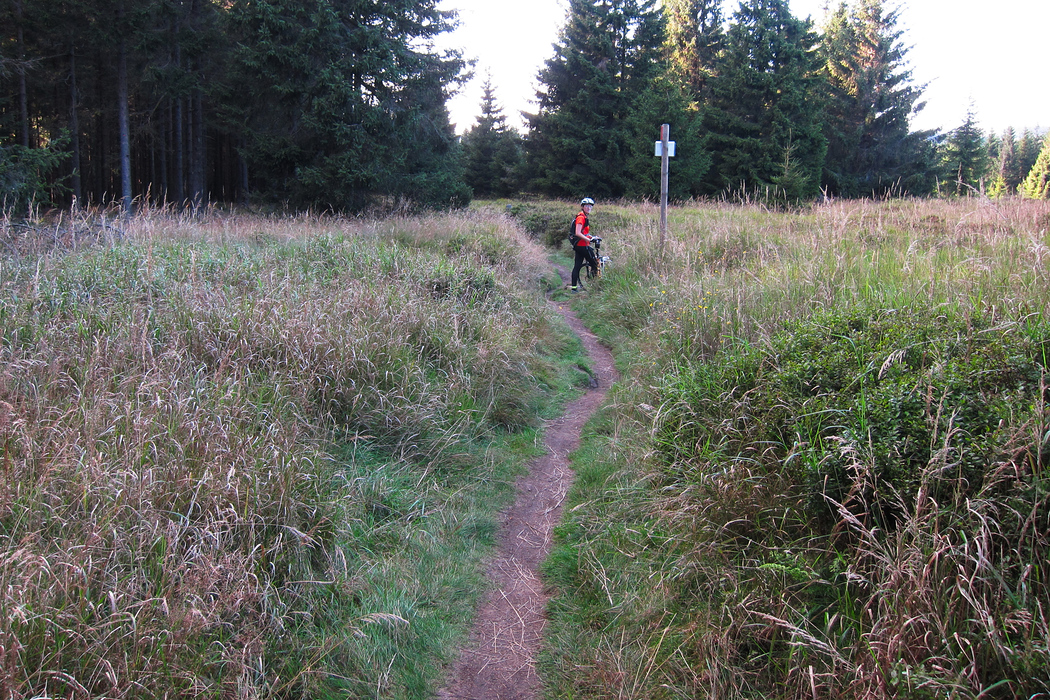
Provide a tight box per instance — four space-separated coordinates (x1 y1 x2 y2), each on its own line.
569 213 587 246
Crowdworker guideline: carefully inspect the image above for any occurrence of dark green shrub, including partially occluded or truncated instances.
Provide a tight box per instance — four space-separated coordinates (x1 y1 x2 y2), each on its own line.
1 137 70 216
646 306 1050 696
655 307 1049 532
507 201 577 247
507 201 636 248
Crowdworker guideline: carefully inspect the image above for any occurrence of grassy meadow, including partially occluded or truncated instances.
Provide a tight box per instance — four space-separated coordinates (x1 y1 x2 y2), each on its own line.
539 196 1050 699
0 207 589 698
3 195 1050 699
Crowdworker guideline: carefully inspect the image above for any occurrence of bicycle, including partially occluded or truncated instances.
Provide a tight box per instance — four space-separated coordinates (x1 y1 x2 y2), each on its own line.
585 236 610 280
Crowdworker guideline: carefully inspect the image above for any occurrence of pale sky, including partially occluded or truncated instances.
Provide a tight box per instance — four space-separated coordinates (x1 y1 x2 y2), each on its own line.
437 0 1048 137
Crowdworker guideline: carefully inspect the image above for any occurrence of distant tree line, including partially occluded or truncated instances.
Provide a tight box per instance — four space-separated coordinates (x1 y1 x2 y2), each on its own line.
465 0 1049 204
2 0 1048 215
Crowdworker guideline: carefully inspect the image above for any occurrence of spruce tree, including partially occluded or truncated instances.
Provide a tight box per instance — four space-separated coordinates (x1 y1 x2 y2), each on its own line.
525 0 664 198
939 106 989 196
819 0 931 197
1000 127 1028 191
647 0 720 200
702 0 826 201
388 50 470 208
1 0 180 207
461 78 523 198
622 75 710 200
662 0 723 97
221 0 468 211
1016 128 1043 189
987 127 1017 198
1020 133 1050 200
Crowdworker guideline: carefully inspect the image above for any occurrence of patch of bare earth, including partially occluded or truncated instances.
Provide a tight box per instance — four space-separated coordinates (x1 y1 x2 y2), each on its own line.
436 272 617 700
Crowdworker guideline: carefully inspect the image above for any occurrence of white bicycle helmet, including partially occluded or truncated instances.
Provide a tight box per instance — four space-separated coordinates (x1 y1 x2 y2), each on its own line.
581 197 595 206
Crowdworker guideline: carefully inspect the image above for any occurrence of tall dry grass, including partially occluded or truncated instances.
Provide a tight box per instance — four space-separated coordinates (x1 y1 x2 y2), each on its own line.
543 196 1050 699
0 204 571 698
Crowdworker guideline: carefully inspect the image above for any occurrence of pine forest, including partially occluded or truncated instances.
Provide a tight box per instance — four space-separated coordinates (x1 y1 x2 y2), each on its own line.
2 0 1047 216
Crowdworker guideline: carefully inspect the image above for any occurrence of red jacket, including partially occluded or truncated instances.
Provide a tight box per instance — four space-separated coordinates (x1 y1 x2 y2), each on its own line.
574 211 592 246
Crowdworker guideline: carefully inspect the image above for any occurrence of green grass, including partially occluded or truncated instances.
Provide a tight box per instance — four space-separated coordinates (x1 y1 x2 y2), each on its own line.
311 432 545 698
542 196 1050 699
8 196 1050 699
0 206 589 698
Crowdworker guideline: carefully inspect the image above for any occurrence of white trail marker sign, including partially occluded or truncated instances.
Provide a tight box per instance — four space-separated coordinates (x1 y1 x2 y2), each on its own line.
655 123 675 249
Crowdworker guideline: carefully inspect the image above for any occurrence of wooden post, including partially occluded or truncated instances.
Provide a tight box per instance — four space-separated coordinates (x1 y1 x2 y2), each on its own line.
660 123 669 249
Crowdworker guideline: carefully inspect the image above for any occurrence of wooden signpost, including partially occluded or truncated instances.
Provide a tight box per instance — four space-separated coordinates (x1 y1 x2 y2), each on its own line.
655 124 675 249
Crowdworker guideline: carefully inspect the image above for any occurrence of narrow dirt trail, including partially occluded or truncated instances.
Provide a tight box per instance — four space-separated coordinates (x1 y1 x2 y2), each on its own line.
436 270 618 700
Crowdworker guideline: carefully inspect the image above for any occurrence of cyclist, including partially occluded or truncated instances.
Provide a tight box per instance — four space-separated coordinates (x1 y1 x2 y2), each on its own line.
570 197 598 291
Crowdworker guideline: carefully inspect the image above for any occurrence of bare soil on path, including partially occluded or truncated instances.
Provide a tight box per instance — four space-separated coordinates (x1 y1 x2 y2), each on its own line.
436 270 618 700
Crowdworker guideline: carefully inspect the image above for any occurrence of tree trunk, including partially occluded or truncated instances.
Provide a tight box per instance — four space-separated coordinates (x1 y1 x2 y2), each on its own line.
188 0 206 209
118 32 133 214
239 142 249 205
190 87 206 208
187 91 198 206
94 49 107 202
15 0 30 148
69 44 83 206
174 95 185 205
160 101 169 204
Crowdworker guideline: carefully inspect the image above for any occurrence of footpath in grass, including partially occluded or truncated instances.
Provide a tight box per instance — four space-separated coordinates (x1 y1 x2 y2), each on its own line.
537 197 1050 699
438 263 619 700
5 197 1050 698
0 207 591 698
